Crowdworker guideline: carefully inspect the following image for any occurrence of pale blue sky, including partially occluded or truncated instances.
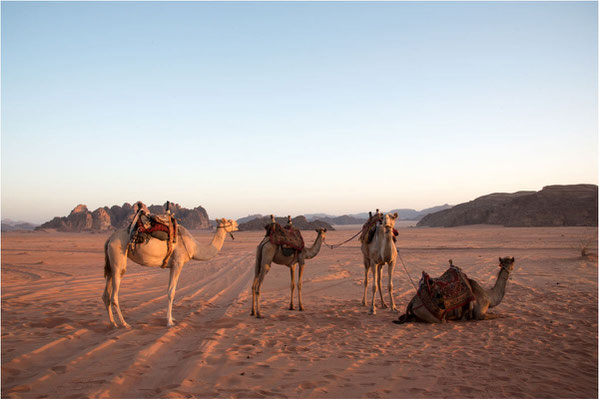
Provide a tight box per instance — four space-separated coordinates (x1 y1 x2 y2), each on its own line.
2 1 597 223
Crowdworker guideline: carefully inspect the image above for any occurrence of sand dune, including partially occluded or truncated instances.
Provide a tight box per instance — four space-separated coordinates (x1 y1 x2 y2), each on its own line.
2 226 597 398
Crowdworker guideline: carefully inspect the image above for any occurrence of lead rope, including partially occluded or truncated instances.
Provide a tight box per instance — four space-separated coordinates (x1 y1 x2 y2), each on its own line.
323 229 363 249
396 248 419 292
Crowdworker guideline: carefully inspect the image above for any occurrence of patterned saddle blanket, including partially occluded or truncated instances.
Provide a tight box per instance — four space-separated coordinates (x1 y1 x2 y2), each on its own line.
417 265 475 321
265 222 304 252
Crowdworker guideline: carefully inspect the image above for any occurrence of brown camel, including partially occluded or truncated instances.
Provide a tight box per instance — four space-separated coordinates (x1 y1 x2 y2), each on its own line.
102 218 238 328
250 228 327 318
361 212 398 315
403 257 516 323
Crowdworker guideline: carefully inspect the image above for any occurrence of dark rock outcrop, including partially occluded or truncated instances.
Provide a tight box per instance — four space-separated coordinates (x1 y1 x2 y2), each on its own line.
238 215 334 231
37 201 211 232
417 184 598 227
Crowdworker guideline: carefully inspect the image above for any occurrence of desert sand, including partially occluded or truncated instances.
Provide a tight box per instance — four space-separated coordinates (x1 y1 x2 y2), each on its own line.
2 226 597 398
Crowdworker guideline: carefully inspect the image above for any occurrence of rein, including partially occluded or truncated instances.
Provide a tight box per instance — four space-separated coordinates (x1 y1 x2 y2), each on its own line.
217 222 236 240
323 229 363 249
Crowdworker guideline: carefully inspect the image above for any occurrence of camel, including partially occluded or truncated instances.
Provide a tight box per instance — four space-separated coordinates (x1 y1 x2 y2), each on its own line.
402 257 516 323
361 212 399 315
102 218 238 328
250 227 327 318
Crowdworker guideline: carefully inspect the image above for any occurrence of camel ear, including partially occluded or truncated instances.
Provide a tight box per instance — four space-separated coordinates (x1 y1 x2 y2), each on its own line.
511 257 515 262
499 257 502 263
393 212 398 218
323 228 327 232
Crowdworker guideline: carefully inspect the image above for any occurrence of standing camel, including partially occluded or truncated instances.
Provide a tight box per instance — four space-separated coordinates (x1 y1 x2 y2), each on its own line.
102 218 238 328
402 257 516 323
250 228 327 318
361 212 398 315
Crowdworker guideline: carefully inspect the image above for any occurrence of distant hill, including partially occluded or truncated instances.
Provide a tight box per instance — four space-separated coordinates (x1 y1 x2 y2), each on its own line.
238 215 334 231
1 219 38 232
304 205 451 224
237 214 264 224
36 202 211 232
417 184 598 227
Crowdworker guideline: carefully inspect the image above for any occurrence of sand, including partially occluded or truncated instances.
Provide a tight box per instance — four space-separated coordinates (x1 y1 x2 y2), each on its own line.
2 226 597 398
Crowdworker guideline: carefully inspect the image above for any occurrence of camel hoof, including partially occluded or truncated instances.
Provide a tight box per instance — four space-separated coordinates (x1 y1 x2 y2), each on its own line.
256 314 264 319
289 305 294 310
369 309 376 315
123 323 132 329
299 306 304 311
381 303 389 309
250 311 255 316
361 300 366 306
167 321 175 327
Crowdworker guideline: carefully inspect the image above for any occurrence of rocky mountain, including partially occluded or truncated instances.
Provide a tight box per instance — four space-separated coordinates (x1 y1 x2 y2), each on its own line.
36 202 211 232
238 215 334 231
1 219 38 232
417 184 598 227
304 205 452 224
237 214 264 224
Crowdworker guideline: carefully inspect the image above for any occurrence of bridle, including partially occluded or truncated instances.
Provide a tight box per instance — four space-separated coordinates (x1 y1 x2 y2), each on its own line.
217 221 237 240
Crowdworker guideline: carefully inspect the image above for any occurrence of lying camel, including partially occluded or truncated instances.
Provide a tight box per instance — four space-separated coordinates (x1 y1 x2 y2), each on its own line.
398 257 516 323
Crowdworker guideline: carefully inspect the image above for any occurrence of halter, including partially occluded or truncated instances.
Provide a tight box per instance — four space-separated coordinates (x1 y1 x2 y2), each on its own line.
499 263 512 274
217 221 236 240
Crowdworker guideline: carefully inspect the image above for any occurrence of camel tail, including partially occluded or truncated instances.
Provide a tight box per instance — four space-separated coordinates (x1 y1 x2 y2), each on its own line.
104 238 111 279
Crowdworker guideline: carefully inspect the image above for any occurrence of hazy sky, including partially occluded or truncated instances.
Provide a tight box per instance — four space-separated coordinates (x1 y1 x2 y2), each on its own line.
2 1 597 223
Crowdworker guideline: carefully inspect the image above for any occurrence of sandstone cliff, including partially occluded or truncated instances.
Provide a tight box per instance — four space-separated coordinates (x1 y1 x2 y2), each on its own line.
37 202 211 232
417 184 598 227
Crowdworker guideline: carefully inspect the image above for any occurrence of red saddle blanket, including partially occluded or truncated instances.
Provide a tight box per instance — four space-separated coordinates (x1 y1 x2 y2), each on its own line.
266 223 304 251
417 265 475 321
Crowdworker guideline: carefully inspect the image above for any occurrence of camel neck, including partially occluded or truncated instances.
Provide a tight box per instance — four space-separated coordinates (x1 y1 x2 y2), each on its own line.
489 267 510 307
192 227 227 261
303 234 323 259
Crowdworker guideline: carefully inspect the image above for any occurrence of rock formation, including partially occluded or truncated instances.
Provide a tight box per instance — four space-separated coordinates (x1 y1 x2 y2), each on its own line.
36 202 211 232
417 184 598 227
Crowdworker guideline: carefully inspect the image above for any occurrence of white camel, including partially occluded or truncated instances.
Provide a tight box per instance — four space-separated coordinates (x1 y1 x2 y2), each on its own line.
102 218 238 327
361 212 398 315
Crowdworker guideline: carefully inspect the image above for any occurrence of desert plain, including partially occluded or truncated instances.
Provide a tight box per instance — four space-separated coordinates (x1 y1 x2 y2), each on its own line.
1 225 597 398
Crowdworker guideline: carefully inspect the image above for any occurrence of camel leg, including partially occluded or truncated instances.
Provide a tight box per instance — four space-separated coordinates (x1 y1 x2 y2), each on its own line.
377 264 388 309
255 263 271 319
362 259 370 306
387 260 397 311
102 274 117 327
297 262 305 311
111 271 130 329
166 263 183 327
370 264 379 315
251 274 260 316
289 264 296 310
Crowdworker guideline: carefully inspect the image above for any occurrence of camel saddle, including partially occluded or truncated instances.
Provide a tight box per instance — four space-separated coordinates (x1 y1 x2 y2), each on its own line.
128 211 179 268
359 213 398 243
265 222 305 255
416 264 475 322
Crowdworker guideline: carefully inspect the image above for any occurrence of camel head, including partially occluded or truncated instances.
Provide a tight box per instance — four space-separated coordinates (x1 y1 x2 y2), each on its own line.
314 228 327 239
383 212 399 233
216 218 239 239
498 257 515 273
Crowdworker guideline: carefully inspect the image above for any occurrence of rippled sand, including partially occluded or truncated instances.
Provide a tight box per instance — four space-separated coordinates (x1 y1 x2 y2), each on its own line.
2 226 597 398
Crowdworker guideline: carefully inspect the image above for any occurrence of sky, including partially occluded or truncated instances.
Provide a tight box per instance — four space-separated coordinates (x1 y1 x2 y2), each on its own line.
2 1 597 223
